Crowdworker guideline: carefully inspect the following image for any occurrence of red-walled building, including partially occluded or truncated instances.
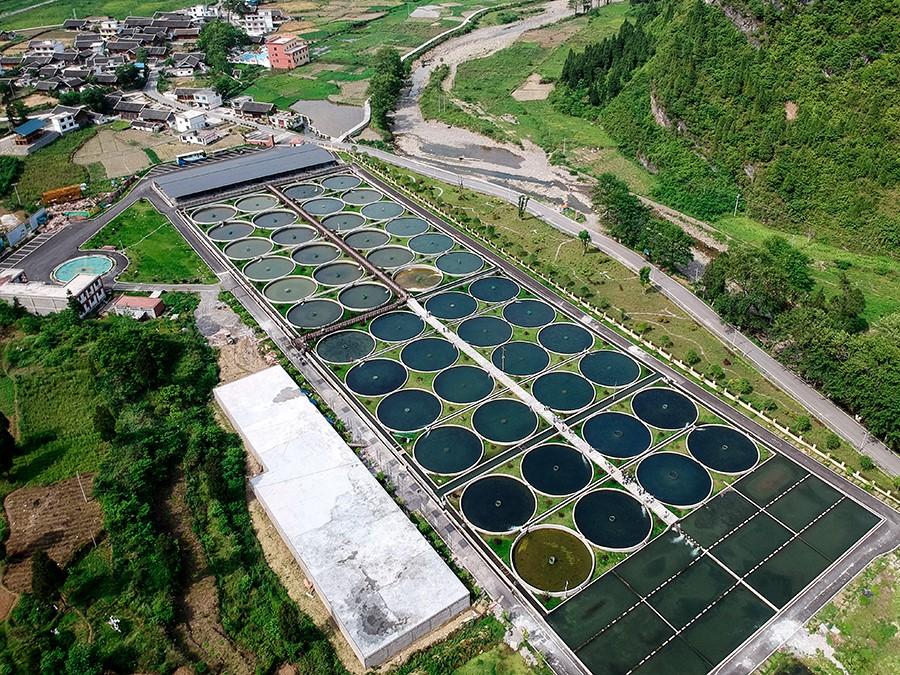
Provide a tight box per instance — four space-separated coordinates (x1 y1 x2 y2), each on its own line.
265 34 309 70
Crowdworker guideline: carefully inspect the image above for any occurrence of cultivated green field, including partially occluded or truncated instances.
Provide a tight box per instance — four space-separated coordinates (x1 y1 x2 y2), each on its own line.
0 0 190 30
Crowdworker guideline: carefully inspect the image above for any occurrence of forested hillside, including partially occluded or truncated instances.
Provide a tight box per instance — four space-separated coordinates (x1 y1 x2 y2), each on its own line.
557 0 899 254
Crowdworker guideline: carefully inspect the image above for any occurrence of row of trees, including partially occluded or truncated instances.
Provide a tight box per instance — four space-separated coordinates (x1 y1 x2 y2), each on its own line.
367 46 406 136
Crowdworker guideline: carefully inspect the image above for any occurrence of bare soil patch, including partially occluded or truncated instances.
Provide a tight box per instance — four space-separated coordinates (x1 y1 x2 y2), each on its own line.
2 474 102 593
522 18 584 48
331 78 370 106
511 73 553 101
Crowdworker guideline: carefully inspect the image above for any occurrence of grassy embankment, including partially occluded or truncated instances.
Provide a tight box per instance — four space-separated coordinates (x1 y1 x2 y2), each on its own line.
84 199 216 284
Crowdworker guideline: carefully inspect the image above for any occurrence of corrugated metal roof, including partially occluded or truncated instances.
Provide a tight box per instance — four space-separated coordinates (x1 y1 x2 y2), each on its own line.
13 119 44 136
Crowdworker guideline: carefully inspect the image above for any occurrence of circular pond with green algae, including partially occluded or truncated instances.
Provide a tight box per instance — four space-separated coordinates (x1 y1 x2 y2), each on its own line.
243 256 295 281
409 232 454 255
338 283 391 311
284 183 324 201
686 424 759 474
433 366 493 404
341 188 382 205
292 243 341 266
636 452 712 508
322 212 366 232
457 316 512 348
538 323 593 355
377 389 442 432
386 216 429 237
303 197 344 216
574 489 652 550
370 311 424 342
581 411 652 459
491 341 550 377
223 238 273 260
531 372 595 412
436 251 484 276
361 200 404 220
316 330 376 363
346 359 408 397
512 527 593 594
401 337 458 372
503 299 556 328
579 350 641 387
208 222 253 241
235 194 278 212
192 205 236 223
313 262 364 286
263 277 318 304
252 210 297 229
469 276 519 303
472 398 538 445
461 475 536 534
286 299 343 330
51 255 114 283
632 388 698 430
367 246 415 270
521 443 592 497
344 229 390 250
271 225 317 246
321 174 361 191
414 425 483 475
425 291 477 320
394 265 443 291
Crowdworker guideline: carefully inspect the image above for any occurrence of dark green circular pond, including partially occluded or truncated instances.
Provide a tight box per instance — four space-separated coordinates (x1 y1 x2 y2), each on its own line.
370 311 424 342
252 210 297 229
284 183 324 200
581 412 652 459
344 229 390 250
458 316 512 347
271 226 317 246
491 342 550 377
367 246 415 269
579 350 641 387
322 212 365 232
193 205 235 223
512 528 593 593
386 216 429 237
433 366 493 404
469 276 519 303
521 444 592 496
436 251 483 276
531 372 594 412
346 359 407 396
461 475 535 533
236 194 278 212
321 174 360 191
636 452 712 507
687 424 758 474
425 291 477 320
409 232 454 255
401 337 458 371
286 299 343 330
472 399 538 445
208 222 253 241
339 283 391 311
539 323 593 355
263 277 317 303
292 243 341 266
361 200 404 220
414 426 483 475
243 256 295 281
303 197 344 215
632 388 698 430
574 489 652 550
503 299 555 328
224 238 273 259
316 330 375 363
313 262 364 286
377 389 442 432
342 188 382 205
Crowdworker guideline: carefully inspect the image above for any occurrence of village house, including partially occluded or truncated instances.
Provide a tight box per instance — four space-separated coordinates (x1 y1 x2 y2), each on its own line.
265 34 309 70
173 87 222 109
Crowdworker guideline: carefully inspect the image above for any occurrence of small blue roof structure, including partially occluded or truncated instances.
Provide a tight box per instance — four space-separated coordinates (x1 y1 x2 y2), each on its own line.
13 119 44 137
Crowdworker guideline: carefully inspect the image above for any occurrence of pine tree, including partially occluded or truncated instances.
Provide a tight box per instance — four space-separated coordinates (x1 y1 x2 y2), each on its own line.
31 550 65 602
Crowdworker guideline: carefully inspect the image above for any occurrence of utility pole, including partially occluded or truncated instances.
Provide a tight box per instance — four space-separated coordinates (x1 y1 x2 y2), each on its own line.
12 183 20 207
733 193 740 217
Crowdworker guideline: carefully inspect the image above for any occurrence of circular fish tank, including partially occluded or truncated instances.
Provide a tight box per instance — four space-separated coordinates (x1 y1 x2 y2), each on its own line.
581 412 652 460
394 265 442 291
401 337 458 372
303 197 344 216
344 229 390 250
458 316 512 347
263 278 317 304
531 372 595 412
472 398 538 445
580 351 641 387
503 299 555 328
284 183 324 201
208 221 253 242
461 475 536 534
470 276 519 303
386 216 429 237
436 251 484 276
235 194 279 212
338 283 391 311
539 323 593 355
252 210 297 229
243 256 295 281
574 489 653 551
414 426 483 475
425 291 477 320
346 359 408 397
632 388 698 430
316 330 375 363
370 311 424 342
512 527 593 595
636 452 712 508
377 389 442 432
192 205 235 223
686 425 759 474
223 238 273 260
433 366 493 404
367 246 415 270
313 262 364 286
271 225 317 246
292 243 341 266
322 212 366 232
361 200 404 220
521 444 592 497
52 254 114 283
409 232 454 255
341 188 382 205
321 174 361 191
286 299 343 330
491 342 550 377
